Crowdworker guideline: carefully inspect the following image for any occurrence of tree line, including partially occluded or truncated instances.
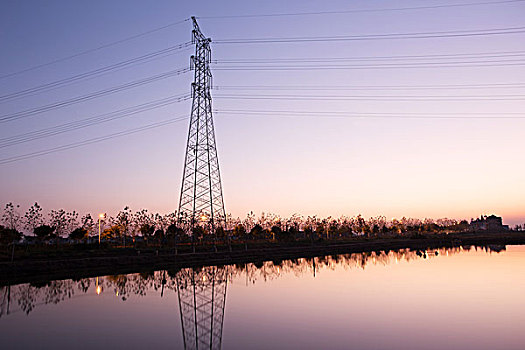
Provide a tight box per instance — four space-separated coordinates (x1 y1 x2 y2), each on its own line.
0 202 522 246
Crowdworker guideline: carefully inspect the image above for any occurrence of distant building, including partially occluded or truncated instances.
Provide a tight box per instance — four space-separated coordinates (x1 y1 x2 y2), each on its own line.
470 215 509 232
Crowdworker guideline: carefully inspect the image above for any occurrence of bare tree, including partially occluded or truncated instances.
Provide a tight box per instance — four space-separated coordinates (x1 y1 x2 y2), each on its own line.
65 211 79 236
49 209 67 238
134 209 154 243
81 214 95 237
2 203 21 231
24 202 43 235
115 206 132 245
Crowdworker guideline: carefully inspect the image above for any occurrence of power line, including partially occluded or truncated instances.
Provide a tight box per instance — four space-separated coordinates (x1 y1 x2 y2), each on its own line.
214 51 525 63
215 109 525 119
214 83 525 91
0 67 190 123
2 104 522 165
10 47 513 98
198 0 525 19
0 42 192 103
0 94 190 148
215 94 525 101
0 116 189 165
0 18 190 80
213 60 525 70
17 44 525 104
214 25 525 44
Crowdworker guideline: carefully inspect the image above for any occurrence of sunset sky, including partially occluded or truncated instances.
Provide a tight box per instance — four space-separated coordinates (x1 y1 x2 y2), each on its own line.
1 0 524 225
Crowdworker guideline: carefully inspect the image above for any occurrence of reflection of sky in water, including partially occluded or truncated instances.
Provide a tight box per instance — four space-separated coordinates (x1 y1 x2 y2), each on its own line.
1 245 524 349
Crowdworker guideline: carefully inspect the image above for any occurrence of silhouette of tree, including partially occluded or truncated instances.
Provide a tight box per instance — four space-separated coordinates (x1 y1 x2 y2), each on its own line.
0 225 22 244
102 225 121 240
49 210 78 238
270 225 282 241
69 227 88 240
304 225 314 241
215 226 226 238
233 224 246 238
80 214 95 237
315 222 325 239
166 224 185 247
166 223 183 237
48 210 67 238
24 202 43 235
163 212 178 226
153 229 164 242
250 224 263 238
153 213 168 234
193 226 205 240
276 226 294 242
328 220 338 239
34 225 55 240
243 211 256 232
139 224 155 241
115 206 132 245
2 203 21 231
134 209 154 240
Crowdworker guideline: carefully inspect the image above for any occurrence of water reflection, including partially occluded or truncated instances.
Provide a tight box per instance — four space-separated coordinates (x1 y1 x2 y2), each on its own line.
0 244 507 349
0 245 505 316
176 266 228 350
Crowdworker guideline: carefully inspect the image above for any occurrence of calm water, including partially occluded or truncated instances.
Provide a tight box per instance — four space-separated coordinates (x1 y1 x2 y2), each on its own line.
1 245 525 349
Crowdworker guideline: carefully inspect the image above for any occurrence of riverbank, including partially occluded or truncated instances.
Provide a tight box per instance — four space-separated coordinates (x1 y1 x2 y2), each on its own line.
1 231 524 286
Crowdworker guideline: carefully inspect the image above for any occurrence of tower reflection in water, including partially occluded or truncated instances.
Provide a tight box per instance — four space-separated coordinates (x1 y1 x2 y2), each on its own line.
175 266 229 350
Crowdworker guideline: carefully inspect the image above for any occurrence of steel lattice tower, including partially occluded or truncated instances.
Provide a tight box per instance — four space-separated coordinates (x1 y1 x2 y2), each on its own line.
178 17 226 233
176 266 229 350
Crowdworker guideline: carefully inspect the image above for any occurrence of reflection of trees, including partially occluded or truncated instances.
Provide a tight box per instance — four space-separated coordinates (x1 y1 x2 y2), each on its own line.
0 285 10 317
104 272 168 300
11 279 90 315
16 285 38 315
230 248 452 284
0 245 505 317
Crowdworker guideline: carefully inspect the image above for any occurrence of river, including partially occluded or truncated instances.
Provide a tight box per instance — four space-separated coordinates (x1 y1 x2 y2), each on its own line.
1 245 524 349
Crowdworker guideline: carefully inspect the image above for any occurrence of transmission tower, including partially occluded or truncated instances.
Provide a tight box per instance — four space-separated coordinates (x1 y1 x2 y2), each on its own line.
178 17 226 233
176 266 229 350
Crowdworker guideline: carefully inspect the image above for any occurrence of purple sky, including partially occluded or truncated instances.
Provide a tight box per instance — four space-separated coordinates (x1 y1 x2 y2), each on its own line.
1 0 524 225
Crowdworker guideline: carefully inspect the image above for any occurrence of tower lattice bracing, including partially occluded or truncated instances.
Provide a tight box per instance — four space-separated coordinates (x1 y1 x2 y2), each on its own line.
176 266 229 350
178 17 226 232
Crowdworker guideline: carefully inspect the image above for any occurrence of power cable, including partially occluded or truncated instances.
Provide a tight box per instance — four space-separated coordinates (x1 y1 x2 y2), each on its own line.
213 50 525 63
0 94 190 148
213 61 525 70
0 67 190 123
198 0 525 19
0 18 190 80
2 103 522 165
0 116 189 165
214 108 525 119
213 83 525 91
20 42 524 104
215 93 525 101
214 26 525 44
8 47 514 101
0 42 192 103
